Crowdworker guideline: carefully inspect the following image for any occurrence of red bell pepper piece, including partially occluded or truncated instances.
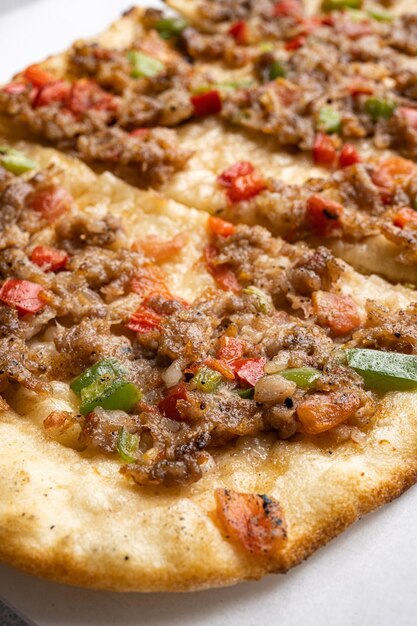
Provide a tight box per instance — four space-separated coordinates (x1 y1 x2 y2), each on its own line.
217 161 266 203
228 20 249 45
30 246 68 272
285 36 306 50
306 194 343 237
158 384 189 421
393 207 417 229
33 80 70 108
313 132 337 167
23 65 55 88
67 79 118 116
0 278 45 314
191 90 222 116
208 216 236 238
229 358 266 387
348 82 374 97
273 0 302 18
126 305 163 334
338 144 361 168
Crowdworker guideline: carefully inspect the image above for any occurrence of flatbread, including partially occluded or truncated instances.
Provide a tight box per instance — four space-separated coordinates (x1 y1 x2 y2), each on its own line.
0 139 417 592
2 0 417 594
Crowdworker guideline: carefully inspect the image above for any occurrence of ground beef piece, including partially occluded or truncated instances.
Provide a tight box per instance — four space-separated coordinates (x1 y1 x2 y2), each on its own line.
69 43 131 93
80 408 141 453
0 335 48 392
54 211 124 252
285 247 342 298
0 177 33 229
388 14 417 56
76 127 191 185
221 83 316 150
158 306 215 362
54 318 134 376
377 111 417 159
67 247 145 299
0 304 20 337
351 302 417 354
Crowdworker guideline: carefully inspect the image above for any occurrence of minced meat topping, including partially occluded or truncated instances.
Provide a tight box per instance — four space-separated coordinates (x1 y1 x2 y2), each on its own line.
0 159 415 487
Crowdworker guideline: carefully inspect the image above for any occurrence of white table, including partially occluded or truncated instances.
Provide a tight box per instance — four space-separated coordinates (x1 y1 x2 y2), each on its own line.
0 1 416 624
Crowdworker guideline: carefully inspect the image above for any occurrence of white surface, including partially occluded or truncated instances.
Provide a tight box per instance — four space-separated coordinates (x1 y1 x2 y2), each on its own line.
0 1 417 625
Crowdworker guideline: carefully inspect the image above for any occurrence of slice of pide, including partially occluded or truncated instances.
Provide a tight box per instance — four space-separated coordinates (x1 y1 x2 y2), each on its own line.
0 5 253 186
2 141 417 591
166 0 417 157
3 0 417 189
163 124 417 285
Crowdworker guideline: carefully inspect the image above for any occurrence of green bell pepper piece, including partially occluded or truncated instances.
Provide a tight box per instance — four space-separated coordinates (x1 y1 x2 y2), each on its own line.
193 367 222 393
155 17 187 39
346 349 417 391
364 97 396 120
322 0 362 11
0 147 38 175
70 358 126 396
269 60 287 80
79 377 142 416
280 367 321 389
128 50 164 78
116 426 139 463
317 106 341 134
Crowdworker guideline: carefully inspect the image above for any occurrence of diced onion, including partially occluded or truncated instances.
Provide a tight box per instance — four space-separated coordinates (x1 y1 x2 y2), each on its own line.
162 359 183 388
254 374 296 403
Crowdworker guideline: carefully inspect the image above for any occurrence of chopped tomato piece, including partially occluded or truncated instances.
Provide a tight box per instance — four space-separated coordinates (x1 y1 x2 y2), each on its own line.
30 245 68 272
399 107 417 131
348 82 374 97
378 156 415 180
306 194 343 237
313 132 337 167
392 207 417 229
338 144 361 168
29 186 72 221
131 265 172 299
67 79 118 116
126 305 163 334
312 291 361 336
158 384 189 421
204 245 240 292
208 216 236 238
297 391 361 435
228 20 249 45
2 82 27 95
215 489 287 555
191 90 222 116
273 0 302 17
23 65 54 88
33 80 70 108
229 357 266 387
0 278 45 315
218 161 266 204
285 35 306 50
132 232 188 261
217 336 244 362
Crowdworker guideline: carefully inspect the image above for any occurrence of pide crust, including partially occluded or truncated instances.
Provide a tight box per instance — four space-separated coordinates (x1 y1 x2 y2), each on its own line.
1 1 417 593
